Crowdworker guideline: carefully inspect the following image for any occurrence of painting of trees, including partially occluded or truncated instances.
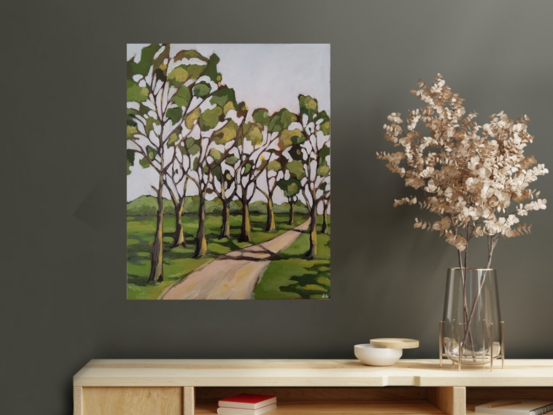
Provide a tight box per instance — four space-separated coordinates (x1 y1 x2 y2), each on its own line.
278 176 302 225
256 108 297 232
127 44 218 282
180 87 242 257
210 116 245 239
232 110 273 242
295 95 331 258
127 43 330 299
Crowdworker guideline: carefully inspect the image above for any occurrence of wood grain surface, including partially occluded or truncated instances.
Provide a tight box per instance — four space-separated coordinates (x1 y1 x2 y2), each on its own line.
82 387 182 415
73 359 553 387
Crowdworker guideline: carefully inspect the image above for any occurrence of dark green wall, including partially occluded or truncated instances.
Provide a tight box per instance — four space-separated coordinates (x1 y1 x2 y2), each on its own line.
2 1 553 413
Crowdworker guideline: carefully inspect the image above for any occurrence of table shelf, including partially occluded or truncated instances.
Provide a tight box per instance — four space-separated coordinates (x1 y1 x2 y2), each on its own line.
72 360 553 415
196 401 445 414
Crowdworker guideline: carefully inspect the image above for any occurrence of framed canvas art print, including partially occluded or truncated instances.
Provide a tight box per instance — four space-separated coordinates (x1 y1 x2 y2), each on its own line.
127 44 330 300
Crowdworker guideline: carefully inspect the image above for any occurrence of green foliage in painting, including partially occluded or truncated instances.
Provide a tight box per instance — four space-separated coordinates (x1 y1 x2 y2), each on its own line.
288 144 304 161
277 178 301 197
126 150 136 175
174 49 209 63
167 66 189 86
317 163 330 177
243 161 253 175
244 122 263 146
172 87 192 108
199 107 223 131
166 107 183 124
299 94 318 121
127 80 149 103
127 125 138 140
315 110 331 135
167 132 179 147
202 54 221 82
127 44 162 78
139 155 150 168
185 107 201 130
225 155 239 166
286 160 306 180
213 120 238 144
211 88 237 110
180 137 201 155
279 129 305 149
319 143 330 162
252 108 269 126
267 160 281 172
146 146 157 160
145 118 159 135
193 82 211 98
209 148 223 162
268 108 296 133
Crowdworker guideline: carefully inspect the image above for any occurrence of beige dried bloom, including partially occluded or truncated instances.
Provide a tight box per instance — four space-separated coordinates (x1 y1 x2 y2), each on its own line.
377 74 548 268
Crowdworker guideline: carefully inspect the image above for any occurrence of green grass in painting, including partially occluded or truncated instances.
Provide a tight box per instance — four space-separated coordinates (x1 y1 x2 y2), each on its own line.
127 195 308 216
253 217 331 300
127 213 308 299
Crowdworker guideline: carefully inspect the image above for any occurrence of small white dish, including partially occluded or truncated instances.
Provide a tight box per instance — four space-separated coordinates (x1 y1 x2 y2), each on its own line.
354 344 403 366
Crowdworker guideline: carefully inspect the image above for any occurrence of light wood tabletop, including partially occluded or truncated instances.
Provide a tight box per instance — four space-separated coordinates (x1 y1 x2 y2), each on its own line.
74 359 553 387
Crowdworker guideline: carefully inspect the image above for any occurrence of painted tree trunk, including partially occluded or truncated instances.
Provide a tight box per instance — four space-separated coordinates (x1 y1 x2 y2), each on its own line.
172 200 186 247
219 200 231 239
321 201 329 235
265 197 276 232
194 192 208 258
239 194 253 242
288 199 295 225
147 177 164 283
306 206 318 259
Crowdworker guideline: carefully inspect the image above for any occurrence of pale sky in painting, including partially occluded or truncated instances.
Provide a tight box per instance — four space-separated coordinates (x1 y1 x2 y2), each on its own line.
127 43 330 204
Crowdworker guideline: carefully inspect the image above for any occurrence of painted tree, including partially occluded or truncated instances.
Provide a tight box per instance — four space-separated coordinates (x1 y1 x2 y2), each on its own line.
209 118 244 239
164 90 208 249
296 95 331 258
127 44 219 282
232 114 266 243
320 179 331 234
277 175 302 225
165 164 189 247
161 55 225 249
254 108 297 232
256 156 283 232
231 108 297 242
183 84 244 257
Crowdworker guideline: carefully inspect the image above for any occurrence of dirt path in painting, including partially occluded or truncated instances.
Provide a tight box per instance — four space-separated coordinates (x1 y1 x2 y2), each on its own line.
160 220 310 300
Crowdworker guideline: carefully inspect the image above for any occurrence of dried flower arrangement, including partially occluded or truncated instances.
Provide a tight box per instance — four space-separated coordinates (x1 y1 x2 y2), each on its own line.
378 74 548 270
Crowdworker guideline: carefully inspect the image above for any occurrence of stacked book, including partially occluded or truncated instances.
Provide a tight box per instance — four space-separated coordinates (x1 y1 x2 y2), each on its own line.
217 394 277 415
475 400 553 415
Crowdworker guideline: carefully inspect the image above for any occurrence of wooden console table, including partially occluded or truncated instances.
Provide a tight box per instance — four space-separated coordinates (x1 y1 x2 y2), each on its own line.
73 359 553 415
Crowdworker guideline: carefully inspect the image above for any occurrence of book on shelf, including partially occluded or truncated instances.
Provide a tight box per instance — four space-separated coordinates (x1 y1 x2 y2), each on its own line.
475 400 553 415
216 403 277 415
217 394 277 415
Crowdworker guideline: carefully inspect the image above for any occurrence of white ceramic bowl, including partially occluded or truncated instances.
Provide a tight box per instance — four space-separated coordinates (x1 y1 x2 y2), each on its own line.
354 344 403 366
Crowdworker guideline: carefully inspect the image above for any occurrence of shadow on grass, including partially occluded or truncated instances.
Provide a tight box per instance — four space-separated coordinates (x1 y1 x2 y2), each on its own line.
279 262 330 299
212 235 243 252
253 231 331 300
127 273 150 287
128 214 313 299
127 236 152 268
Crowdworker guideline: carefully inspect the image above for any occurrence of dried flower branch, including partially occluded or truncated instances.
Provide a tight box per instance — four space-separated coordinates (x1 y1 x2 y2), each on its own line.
378 74 548 269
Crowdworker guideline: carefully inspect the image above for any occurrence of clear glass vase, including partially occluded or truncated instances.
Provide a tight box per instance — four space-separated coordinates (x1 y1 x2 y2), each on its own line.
441 268 503 366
